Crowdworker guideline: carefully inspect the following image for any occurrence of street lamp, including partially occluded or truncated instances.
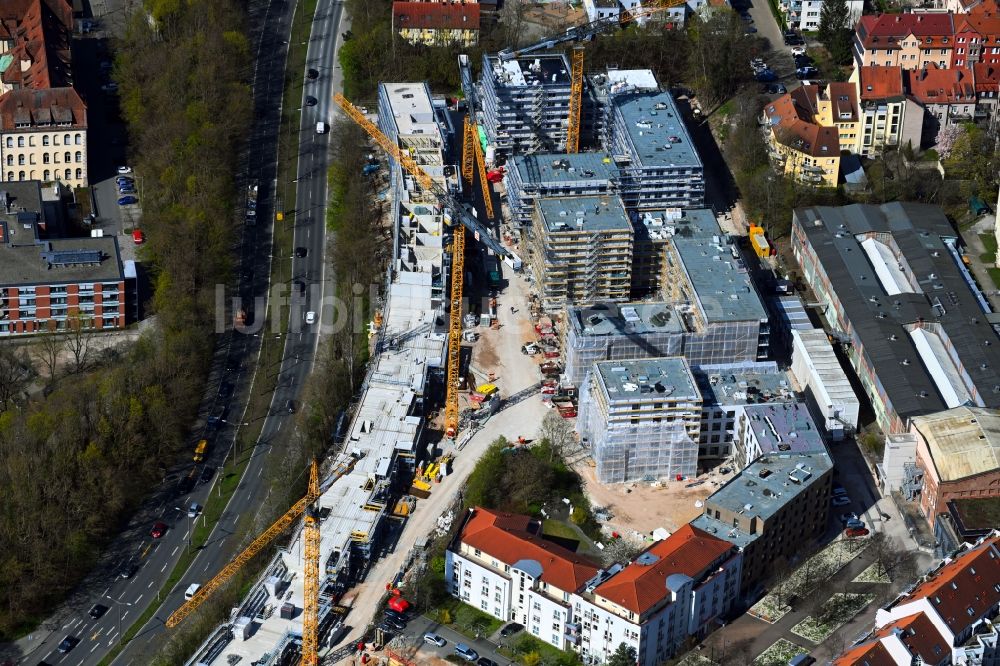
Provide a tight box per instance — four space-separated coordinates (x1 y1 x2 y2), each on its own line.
105 596 132 644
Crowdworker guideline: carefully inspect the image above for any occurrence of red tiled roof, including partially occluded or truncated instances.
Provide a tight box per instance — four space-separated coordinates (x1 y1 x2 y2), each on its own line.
593 525 736 615
0 87 86 131
876 613 949 664
832 639 897 666
856 13 955 48
0 0 73 90
859 65 905 99
954 12 1000 42
829 82 859 122
905 63 976 103
904 535 1000 635
392 2 481 31
458 507 601 593
974 62 1000 91
764 87 841 157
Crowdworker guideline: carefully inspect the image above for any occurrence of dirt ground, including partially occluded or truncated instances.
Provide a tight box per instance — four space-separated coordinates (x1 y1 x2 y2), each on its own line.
575 463 737 539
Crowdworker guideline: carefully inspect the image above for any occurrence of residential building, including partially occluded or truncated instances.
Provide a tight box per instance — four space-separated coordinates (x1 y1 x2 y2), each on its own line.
0 0 87 188
578 357 702 483
504 153 615 227
854 13 956 70
0 181 124 335
445 507 602 645
606 90 705 211
850 65 924 156
577 525 743 665
583 0 621 21
733 402 828 470
692 362 796 461
905 63 977 138
952 9 1000 67
790 328 861 440
480 52 574 153
562 210 770 385
691 450 833 594
391 1 480 47
589 68 661 150
791 203 1000 435
446 508 744 666
528 195 633 310
761 85 854 186
786 0 862 33
973 62 1000 130
909 407 1000 528
833 532 1000 666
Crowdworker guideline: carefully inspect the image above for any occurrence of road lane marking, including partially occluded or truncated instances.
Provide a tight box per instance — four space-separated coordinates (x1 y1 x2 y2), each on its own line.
171 545 179 557
91 644 99 653
161 562 168 572
102 587 109 597
136 593 143 602
121 610 130 620
258 467 264 477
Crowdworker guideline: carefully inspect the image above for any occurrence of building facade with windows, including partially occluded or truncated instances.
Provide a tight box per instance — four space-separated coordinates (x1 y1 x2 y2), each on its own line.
0 182 124 335
446 508 744 666
850 65 924 156
391 1 480 47
854 13 956 70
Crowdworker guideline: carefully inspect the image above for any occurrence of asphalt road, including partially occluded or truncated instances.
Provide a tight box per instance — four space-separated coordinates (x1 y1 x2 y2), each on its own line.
391 615 515 666
4 1 347 665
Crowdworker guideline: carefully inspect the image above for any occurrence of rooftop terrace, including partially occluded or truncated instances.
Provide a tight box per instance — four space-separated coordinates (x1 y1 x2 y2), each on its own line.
569 301 686 337
694 362 795 407
614 90 701 169
511 152 615 186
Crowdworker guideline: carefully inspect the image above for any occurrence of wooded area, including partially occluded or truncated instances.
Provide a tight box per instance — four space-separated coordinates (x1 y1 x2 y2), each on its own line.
0 0 250 638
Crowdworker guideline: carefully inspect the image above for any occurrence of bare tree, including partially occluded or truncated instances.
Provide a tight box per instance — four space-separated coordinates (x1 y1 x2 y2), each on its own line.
32 322 62 384
65 314 95 374
0 346 34 411
539 410 575 461
500 0 527 48
601 536 644 567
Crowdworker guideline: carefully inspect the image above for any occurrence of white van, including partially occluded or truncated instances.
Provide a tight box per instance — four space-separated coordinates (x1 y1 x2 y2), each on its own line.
185 583 201 600
316 121 327 135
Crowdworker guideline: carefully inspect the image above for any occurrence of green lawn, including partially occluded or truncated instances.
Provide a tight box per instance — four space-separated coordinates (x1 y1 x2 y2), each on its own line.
954 497 1000 528
431 600 504 641
500 632 580 666
981 233 998 254
542 519 581 541
987 268 1000 290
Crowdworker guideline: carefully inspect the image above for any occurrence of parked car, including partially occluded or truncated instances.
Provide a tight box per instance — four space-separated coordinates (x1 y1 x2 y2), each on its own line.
845 526 870 538
117 165 132 174
846 518 865 530
118 561 139 579
791 45 808 56
188 503 202 518
384 608 407 622
305 311 316 325
839 512 859 524
744 25 758 33
116 176 134 186
101 83 118 93
57 637 77 653
500 622 523 637
88 604 108 619
150 521 168 538
305 96 318 106
833 483 848 496
454 644 479 662
118 184 136 194
832 495 851 507
423 632 446 647
755 69 777 82
764 83 787 94
131 229 145 245
783 31 804 45
382 616 406 631
794 55 814 67
199 465 215 484
796 66 819 78
477 659 499 666
117 195 138 206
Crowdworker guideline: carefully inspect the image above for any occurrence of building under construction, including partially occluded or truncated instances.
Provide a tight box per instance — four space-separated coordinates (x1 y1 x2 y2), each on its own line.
504 152 615 226
528 195 634 310
480 52 576 153
184 82 451 666
562 210 770 385
578 357 702 483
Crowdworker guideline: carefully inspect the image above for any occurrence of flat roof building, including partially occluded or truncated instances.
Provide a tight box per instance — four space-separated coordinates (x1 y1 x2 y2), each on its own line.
503 152 615 226
734 401 828 469
791 202 1000 434
607 90 704 211
691 450 833 593
0 182 124 335
790 328 861 440
480 53 576 153
694 361 797 461
528 195 633 310
578 357 702 483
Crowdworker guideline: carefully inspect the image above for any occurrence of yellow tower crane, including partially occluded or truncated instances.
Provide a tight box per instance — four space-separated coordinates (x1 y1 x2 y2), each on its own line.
461 116 475 185
566 46 585 154
166 456 358 665
333 93 513 440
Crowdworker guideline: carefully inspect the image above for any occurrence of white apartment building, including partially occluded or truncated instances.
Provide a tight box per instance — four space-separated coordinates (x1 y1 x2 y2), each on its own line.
788 0 862 31
447 508 743 665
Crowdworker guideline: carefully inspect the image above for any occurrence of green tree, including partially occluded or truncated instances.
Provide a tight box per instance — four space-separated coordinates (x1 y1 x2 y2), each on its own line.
687 11 758 104
607 642 638 666
818 0 854 64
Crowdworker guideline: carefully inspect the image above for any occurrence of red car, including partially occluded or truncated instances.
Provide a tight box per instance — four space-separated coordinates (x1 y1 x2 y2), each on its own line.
132 229 145 245
150 521 168 538
845 526 869 538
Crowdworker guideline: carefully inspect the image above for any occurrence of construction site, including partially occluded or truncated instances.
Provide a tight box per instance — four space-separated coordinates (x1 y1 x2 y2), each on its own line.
174 3 770 665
